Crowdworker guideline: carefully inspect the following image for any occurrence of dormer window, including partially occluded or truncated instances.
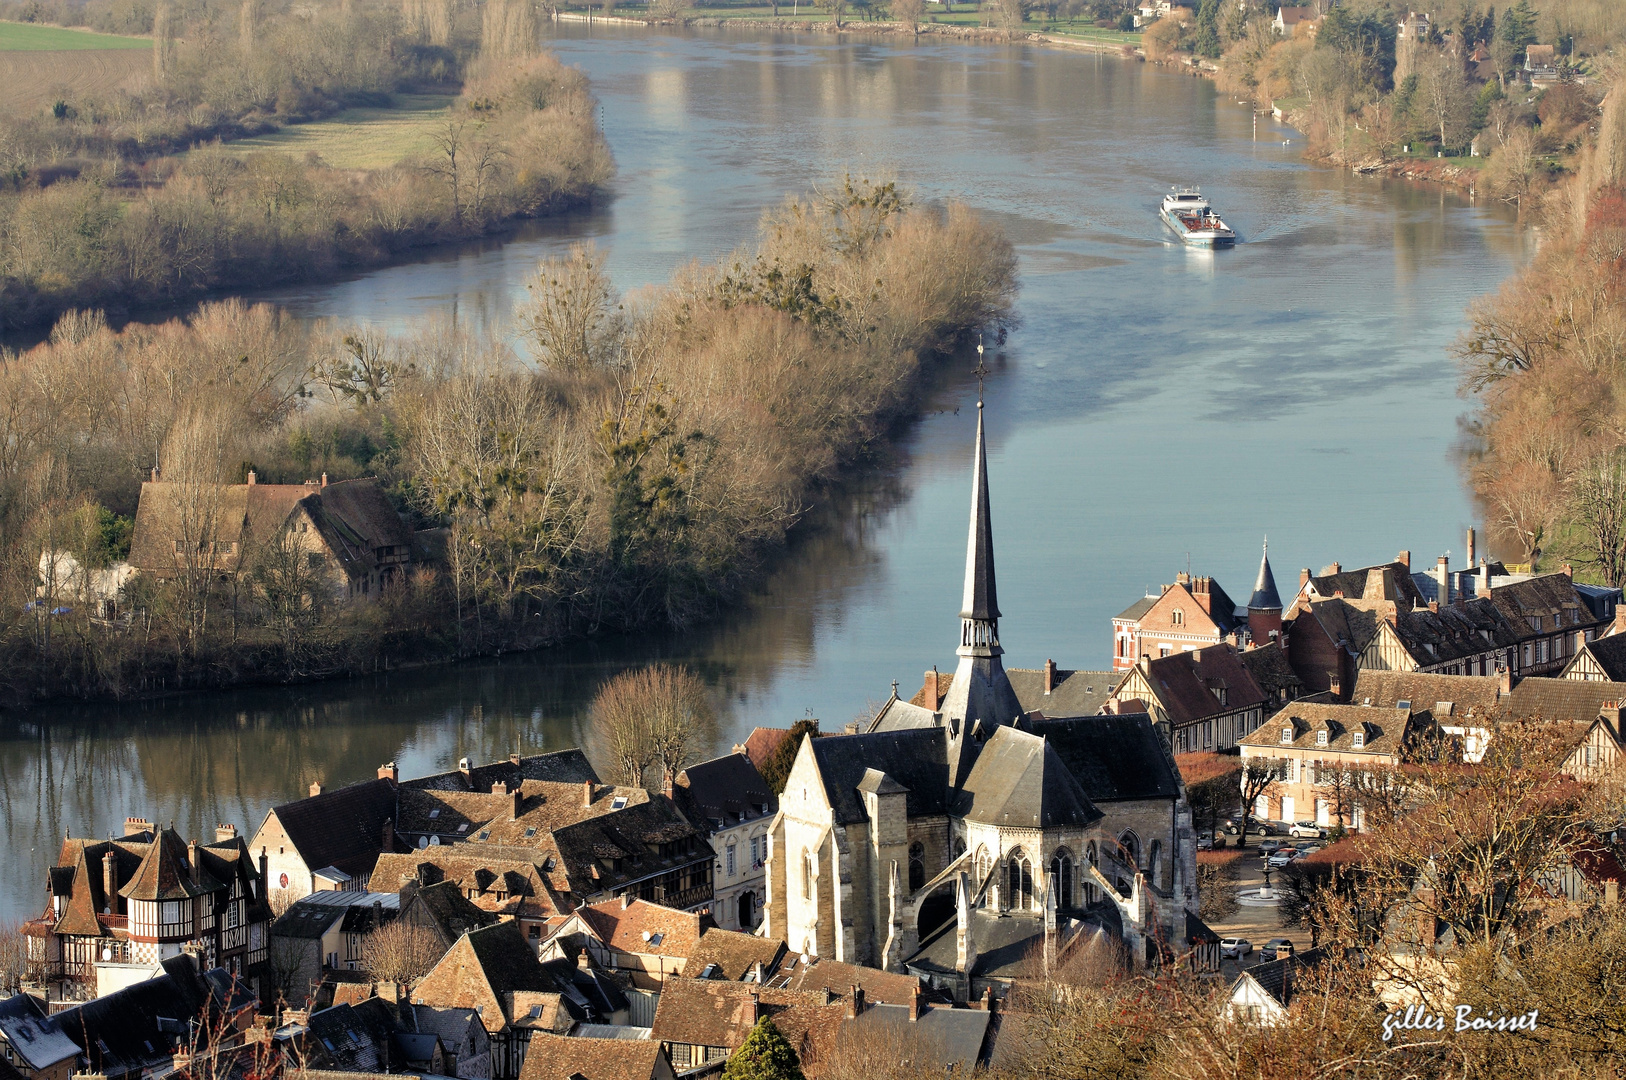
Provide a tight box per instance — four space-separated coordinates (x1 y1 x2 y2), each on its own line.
1281 727 1293 744
1316 731 1328 747
1352 732 1365 749
1172 609 1184 626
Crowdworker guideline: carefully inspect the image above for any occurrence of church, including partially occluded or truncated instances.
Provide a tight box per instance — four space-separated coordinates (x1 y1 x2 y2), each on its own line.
762 396 1196 999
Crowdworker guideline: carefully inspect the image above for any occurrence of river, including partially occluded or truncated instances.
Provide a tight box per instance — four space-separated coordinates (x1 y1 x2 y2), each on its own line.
0 25 1532 921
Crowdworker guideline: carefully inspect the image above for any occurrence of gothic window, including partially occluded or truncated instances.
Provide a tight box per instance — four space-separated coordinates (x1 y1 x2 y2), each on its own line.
1119 831 1140 871
1172 609 1184 625
1148 839 1164 891
801 849 813 901
1007 848 1033 911
908 842 925 893
1085 842 1098 902
973 846 991 907
1050 849 1073 909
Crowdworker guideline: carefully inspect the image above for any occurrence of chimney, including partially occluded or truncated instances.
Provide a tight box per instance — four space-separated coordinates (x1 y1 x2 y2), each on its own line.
1043 658 1056 695
1437 555 1450 606
1176 571 1191 586
578 948 591 971
321 472 328 488
1397 550 1410 569
124 816 150 837
372 898 384 930
1614 605 1626 637
662 772 675 800
259 847 269 896
188 839 201 881
103 849 118 915
382 819 394 851
1607 880 1620 907
1563 562 1573 579
1601 703 1622 741
1329 674 1342 699
310 781 325 797
512 786 522 821
621 892 634 910
1429 600 1439 614
1498 666 1513 697
214 824 237 844
378 762 399 784
1328 562 1341 575
848 985 865 1019
746 993 760 1025
458 757 471 779
908 985 922 1022
246 470 257 486
510 753 522 766
1465 529 1475 568
1299 568 1311 593
922 667 940 711
583 780 594 808
981 986 995 1012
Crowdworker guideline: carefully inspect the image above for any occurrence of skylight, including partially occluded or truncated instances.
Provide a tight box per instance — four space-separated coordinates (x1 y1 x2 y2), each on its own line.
458 823 469 833
611 797 628 811
428 809 441 820
477 831 489 841
524 828 537 839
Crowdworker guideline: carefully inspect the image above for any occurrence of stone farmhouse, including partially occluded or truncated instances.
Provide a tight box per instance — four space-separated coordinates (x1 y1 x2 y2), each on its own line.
763 401 1194 996
128 472 414 601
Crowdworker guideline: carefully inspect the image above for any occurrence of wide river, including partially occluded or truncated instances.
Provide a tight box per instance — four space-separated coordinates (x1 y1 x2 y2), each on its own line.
0 26 1532 920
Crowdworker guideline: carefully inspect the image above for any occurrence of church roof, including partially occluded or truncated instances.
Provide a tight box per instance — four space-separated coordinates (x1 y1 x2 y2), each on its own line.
807 728 948 825
1249 541 1282 611
951 727 1103 828
1024 715 1182 802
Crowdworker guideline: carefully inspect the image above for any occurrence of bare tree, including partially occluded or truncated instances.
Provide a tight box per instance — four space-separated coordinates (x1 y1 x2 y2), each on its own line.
250 522 328 665
0 923 30 994
1237 756 1289 849
1569 450 1626 588
312 330 414 407
590 667 658 786
891 0 923 32
360 921 446 986
588 664 715 789
514 243 620 373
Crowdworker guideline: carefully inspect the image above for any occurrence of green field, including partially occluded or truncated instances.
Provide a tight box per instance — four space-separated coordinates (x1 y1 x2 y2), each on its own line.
0 20 149 50
216 95 457 169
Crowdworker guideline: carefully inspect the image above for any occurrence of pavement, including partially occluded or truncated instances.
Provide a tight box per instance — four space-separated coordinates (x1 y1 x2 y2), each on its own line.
1200 832 1314 982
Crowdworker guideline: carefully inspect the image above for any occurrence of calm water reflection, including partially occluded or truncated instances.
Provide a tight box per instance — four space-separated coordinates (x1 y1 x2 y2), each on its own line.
0 27 1531 919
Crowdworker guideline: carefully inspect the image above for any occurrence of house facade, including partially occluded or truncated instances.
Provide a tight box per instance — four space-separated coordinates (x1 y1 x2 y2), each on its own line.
1110 642 1272 753
672 754 777 931
1111 572 1245 672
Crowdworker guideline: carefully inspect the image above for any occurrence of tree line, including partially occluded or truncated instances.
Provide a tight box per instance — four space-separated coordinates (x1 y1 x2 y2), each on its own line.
0 177 1018 703
0 0 613 329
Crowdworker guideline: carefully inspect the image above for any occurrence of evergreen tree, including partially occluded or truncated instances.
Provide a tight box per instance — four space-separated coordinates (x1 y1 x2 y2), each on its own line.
1193 0 1222 59
1499 0 1536 51
760 719 819 794
721 1019 805 1080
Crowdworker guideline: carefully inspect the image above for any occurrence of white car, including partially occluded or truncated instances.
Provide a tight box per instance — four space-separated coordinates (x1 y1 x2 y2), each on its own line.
1267 850 1298 869
1220 938 1252 958
1289 821 1325 839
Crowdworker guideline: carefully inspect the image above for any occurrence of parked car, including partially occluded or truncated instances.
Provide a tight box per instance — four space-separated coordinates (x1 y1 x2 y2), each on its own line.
1261 938 1296 961
1253 820 1283 836
1257 839 1285 855
1267 849 1298 869
1220 937 1252 959
1296 844 1321 858
1289 821 1325 839
1197 834 1215 851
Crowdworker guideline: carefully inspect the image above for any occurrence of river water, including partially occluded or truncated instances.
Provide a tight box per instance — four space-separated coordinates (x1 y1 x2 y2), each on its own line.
0 26 1532 920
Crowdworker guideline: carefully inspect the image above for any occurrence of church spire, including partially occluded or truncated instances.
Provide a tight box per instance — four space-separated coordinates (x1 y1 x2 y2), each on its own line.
959 399 1001 652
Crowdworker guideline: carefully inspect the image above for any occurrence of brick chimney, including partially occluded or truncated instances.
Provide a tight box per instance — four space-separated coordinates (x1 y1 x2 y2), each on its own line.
188 839 200 881
321 472 328 488
1397 550 1411 569
510 753 522 766
378 762 399 784
1329 674 1342 699
214 824 237 844
579 948 591 971
908 985 922 1022
848 985 865 1019
309 781 324 797
1600 703 1622 741
458 757 471 780
662 772 675 800
1499 666 1513 697
747 992 760 1025
1043 658 1056 695
922 667 940 711
1299 568 1311 593
246 470 257 486
124 816 150 837
583 780 594 808
1437 555 1451 605
259 848 269 897
1464 530 1474 568
103 849 118 915
382 819 394 851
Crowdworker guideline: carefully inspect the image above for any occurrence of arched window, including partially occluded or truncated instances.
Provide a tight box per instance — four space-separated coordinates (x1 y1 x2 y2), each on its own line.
1050 849 1074 910
1084 841 1098 903
1119 831 1139 871
908 842 926 893
1007 848 1033 911
1148 839 1164 891
802 849 813 901
973 846 991 908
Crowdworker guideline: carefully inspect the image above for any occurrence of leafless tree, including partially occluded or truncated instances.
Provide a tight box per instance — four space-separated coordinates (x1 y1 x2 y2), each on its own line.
891 0 923 31
1568 451 1626 588
311 330 414 407
514 243 621 373
360 921 446 986
588 664 715 789
1237 756 1289 849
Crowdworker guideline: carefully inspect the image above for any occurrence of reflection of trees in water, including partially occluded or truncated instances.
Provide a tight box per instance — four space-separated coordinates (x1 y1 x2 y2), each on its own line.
0 430 908 922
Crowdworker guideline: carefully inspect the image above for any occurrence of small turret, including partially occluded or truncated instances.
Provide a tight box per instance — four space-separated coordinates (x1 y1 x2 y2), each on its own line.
1248 538 1283 646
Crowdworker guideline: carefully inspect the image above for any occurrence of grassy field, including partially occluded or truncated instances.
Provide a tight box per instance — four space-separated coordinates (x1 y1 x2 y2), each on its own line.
0 49 150 114
0 20 149 50
212 94 456 169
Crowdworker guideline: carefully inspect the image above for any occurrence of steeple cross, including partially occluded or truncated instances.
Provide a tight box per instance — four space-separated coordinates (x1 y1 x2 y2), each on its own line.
972 334 989 406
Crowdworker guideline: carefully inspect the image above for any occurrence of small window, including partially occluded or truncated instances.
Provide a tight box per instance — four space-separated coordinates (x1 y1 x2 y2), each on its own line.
1352 732 1364 749
428 809 441 820
649 932 663 946
1281 727 1293 744
523 827 537 838
1171 609 1184 626
1396 699 1411 711
611 796 629 811
1316 731 1328 747
476 830 489 841
458 823 469 833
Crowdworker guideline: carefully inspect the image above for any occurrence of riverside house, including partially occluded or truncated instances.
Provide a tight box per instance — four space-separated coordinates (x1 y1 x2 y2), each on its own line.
671 753 778 931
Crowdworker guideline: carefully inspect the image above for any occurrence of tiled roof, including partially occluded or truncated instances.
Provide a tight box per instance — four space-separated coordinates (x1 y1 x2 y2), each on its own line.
412 922 565 1032
773 957 919 1005
305 998 400 1073
952 727 1103 829
396 780 646 842
1025 714 1181 802
1241 703 1416 756
402 750 599 794
807 728 949 824
674 754 777 830
549 798 708 898
736 728 795 772
1507 677 1626 724
649 980 840 1056
1237 646 1303 701
1240 946 1330 1006
686 928 787 981
1307 562 1423 608
267 778 398 880
844 1002 992 1072
404 880 502 942
120 827 220 900
1350 671 1502 716
520 1032 667 1080
575 899 705 960
1571 633 1626 681
1135 644 1270 725
372 851 561 920
1006 668 1115 718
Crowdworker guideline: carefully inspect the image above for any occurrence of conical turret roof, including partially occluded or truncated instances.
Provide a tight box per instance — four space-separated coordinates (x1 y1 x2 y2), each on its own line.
1249 539 1282 612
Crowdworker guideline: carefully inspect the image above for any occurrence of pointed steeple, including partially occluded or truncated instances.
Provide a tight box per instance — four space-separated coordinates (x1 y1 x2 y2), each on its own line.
940 393 1024 791
1249 538 1282 612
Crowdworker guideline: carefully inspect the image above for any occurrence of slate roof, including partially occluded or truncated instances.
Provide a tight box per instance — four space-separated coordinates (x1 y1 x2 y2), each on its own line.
1241 703 1417 756
404 880 502 943
1134 644 1270 725
807 727 950 824
305 998 401 1073
0 994 78 1072
50 828 266 937
267 778 399 880
372 851 561 921
1249 546 1282 611
770 957 920 1005
1306 561 1424 608
1237 646 1303 703
1239 946 1330 1007
1350 671 1502 717
401 750 599 794
673 754 777 832
1005 668 1116 718
549 798 709 898
906 908 1044 979
1568 634 1626 681
520 1033 668 1080
120 827 221 900
952 727 1103 829
1024 714 1181 802
1506 677 1626 724
844 1002 993 1072
1113 595 1158 622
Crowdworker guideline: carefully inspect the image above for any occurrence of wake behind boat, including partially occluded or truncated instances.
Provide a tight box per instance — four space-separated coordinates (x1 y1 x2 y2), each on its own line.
1161 187 1237 246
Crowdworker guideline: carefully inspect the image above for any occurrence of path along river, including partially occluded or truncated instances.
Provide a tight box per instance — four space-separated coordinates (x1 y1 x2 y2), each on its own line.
0 25 1533 919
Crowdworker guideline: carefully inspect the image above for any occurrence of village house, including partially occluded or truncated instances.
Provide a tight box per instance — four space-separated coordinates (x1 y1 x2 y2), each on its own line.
519 1033 675 1080
541 897 783 990
1525 43 1559 81
1225 947 1332 1025
1561 624 1626 681
0 997 76 1080
1111 571 1247 671
268 891 404 1006
1505 676 1626 725
25 819 271 1001
671 753 778 931
1238 702 1450 830
764 400 1194 993
128 472 415 601
1348 670 1504 763
1273 5 1315 35
1109 642 1274 753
